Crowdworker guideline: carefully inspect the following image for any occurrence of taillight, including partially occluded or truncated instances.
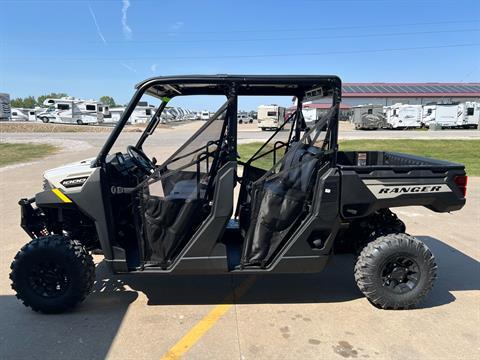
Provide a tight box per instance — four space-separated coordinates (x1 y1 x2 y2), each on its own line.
454 175 468 197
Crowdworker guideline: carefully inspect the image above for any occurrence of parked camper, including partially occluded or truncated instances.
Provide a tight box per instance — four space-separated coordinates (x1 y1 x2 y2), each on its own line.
302 107 323 126
10 108 30 121
27 107 47 121
257 104 286 131
131 104 154 124
385 104 422 129
351 104 387 130
0 93 11 121
200 110 210 121
422 104 436 127
457 102 479 128
106 104 154 124
430 104 459 128
37 97 104 124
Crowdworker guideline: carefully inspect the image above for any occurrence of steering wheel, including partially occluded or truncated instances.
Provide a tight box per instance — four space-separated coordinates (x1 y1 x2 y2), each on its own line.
127 145 155 174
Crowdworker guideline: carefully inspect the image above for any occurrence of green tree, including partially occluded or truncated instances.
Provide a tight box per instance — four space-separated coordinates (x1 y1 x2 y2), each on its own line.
22 96 37 109
10 98 25 108
36 93 68 107
99 96 116 107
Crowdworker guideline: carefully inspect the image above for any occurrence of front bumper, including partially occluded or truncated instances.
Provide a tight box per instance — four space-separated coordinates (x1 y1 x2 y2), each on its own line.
19 197 47 238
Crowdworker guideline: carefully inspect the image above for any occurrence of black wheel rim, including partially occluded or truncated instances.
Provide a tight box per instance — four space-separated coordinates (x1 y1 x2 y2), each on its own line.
28 261 70 298
381 256 420 294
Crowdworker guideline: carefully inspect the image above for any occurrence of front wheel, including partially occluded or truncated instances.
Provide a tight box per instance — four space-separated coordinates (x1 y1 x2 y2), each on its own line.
354 233 437 309
10 236 95 313
41 117 49 123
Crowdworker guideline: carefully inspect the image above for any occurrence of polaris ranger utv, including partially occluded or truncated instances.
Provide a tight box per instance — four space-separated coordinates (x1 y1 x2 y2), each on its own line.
10 75 467 313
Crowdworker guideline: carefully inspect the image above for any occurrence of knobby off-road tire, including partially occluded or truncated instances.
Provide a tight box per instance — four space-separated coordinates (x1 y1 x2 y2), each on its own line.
10 236 95 314
354 233 437 310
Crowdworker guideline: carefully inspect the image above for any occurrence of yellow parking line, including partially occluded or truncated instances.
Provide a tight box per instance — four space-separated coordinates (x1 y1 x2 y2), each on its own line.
160 276 256 360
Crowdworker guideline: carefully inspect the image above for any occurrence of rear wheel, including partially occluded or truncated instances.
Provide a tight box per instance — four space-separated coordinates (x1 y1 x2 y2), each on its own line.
10 236 95 313
41 117 49 123
354 233 437 309
76 119 84 125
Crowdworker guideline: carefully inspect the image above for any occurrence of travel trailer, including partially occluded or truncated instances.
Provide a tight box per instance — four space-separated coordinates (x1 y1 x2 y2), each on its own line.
302 107 323 126
0 93 11 121
10 108 30 121
422 104 436 127
37 97 105 124
26 107 48 121
351 104 387 130
385 104 422 129
457 102 479 128
107 104 155 124
430 104 459 128
257 104 286 131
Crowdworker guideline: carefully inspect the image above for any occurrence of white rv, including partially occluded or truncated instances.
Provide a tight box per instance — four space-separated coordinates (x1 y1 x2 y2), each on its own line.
105 104 155 124
0 93 11 121
385 104 422 129
351 104 387 130
302 108 323 126
37 97 105 124
430 104 459 128
257 105 286 131
10 108 30 121
422 105 436 127
457 102 479 128
25 107 48 121
200 110 210 121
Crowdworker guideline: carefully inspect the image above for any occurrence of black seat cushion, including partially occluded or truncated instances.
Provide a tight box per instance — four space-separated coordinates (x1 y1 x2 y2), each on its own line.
143 180 208 264
242 145 321 265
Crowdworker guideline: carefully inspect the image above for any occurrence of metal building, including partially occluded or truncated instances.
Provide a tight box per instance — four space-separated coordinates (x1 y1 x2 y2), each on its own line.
341 83 480 107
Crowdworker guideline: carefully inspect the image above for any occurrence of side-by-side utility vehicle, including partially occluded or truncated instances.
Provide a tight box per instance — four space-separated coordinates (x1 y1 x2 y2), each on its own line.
10 75 467 313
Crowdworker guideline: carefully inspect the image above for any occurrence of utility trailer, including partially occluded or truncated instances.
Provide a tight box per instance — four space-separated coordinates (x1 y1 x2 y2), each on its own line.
10 75 467 314
350 104 387 130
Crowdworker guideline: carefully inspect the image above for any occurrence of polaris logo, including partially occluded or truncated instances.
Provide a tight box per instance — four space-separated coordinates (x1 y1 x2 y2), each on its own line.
368 184 451 199
61 177 88 188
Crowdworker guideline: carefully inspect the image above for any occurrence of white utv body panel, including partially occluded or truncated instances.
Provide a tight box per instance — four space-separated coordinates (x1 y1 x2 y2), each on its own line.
43 158 96 192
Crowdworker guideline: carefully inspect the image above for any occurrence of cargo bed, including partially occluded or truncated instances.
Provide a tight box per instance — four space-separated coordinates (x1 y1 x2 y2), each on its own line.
337 151 467 217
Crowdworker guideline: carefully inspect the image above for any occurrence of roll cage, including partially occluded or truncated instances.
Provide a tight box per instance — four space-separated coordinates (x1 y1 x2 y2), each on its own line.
94 75 342 167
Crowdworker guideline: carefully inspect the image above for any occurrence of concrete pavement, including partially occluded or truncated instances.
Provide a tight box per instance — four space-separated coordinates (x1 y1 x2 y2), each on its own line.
0 130 479 360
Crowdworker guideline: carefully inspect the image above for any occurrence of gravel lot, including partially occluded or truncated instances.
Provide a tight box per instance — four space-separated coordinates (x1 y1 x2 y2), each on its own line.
0 126 478 360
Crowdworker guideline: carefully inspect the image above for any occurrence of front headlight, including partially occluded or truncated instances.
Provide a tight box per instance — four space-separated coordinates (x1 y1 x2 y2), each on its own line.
43 178 52 191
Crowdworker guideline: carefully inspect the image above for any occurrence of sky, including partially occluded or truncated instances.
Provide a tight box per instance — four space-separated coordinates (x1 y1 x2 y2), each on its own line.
1 0 479 110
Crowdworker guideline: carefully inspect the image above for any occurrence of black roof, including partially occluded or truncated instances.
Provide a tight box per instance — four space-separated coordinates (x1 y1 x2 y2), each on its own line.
135 74 341 98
